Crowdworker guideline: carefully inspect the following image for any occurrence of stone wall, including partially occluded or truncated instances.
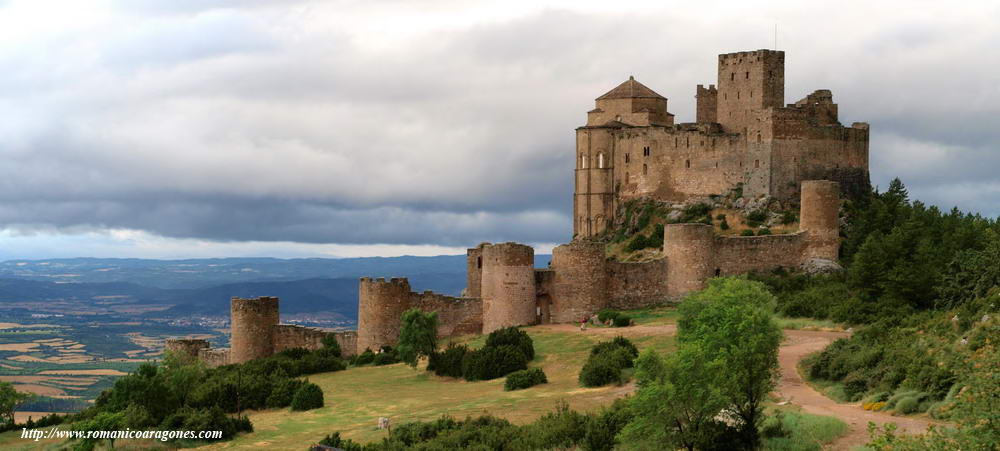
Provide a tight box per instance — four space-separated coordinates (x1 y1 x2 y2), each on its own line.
199 348 230 368
800 180 841 261
272 324 328 353
333 331 358 358
164 339 209 361
412 292 483 338
714 233 806 275
607 258 670 309
230 296 279 364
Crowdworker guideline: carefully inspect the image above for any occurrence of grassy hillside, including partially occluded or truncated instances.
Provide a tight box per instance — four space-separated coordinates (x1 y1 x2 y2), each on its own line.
199 313 678 449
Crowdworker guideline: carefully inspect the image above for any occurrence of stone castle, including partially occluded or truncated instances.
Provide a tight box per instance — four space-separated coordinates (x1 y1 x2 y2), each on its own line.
170 49 867 365
575 49 868 238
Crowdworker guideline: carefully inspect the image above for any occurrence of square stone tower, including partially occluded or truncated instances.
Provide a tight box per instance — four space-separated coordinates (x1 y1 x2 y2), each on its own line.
716 50 785 134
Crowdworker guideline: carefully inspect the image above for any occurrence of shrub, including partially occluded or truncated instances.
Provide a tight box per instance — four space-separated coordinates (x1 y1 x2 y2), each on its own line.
757 228 772 236
290 382 323 411
741 229 756 237
597 309 620 323
373 350 399 366
320 334 342 358
319 432 364 451
504 368 548 391
746 209 768 227
781 210 798 224
485 327 535 361
427 344 467 378
579 358 622 387
720 219 730 230
895 396 920 414
462 345 528 381
716 214 727 220
682 203 712 222
613 314 632 327
760 411 789 438
351 348 375 366
625 234 650 252
265 378 304 408
591 336 639 362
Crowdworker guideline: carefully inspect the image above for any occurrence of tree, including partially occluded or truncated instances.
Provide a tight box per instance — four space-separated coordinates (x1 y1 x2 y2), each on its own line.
677 277 782 449
620 345 728 451
0 381 33 426
396 308 439 367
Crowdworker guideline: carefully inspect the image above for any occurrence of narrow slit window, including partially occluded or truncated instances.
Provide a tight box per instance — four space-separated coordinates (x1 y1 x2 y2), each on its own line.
642 164 648 175
685 160 691 168
754 159 760 168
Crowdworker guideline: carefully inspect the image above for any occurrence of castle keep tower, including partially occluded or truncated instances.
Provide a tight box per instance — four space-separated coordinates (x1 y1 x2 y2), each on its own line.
800 180 841 261
357 277 412 353
230 296 279 364
550 241 609 323
481 242 536 333
716 50 784 134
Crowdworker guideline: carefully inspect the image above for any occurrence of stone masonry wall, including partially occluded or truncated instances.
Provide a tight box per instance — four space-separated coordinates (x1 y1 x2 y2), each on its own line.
713 233 806 275
607 258 670 309
412 292 483 338
198 348 230 368
164 339 210 361
272 324 328 353
357 277 413 353
549 241 609 323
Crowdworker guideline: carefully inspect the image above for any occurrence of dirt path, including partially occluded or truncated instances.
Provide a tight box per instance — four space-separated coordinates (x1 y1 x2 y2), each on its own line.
538 324 934 449
777 330 936 450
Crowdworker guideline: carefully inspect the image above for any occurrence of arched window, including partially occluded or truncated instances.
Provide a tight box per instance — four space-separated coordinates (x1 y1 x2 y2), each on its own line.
757 133 762 143
580 154 588 169
642 164 648 175
598 153 605 169
685 160 691 168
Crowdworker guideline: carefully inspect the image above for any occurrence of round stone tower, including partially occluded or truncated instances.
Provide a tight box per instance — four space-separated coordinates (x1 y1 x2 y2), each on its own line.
550 241 608 323
357 277 412 353
481 242 536 333
230 296 279 364
664 223 716 299
800 180 841 261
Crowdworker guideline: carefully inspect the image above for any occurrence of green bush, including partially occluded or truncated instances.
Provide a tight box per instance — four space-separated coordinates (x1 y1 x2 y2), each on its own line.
579 358 622 387
781 210 798 224
590 336 639 362
504 368 548 391
462 345 528 381
720 219 730 230
372 352 397 366
613 314 632 327
427 344 467 378
746 209 768 227
716 214 727 220
741 229 756 237
625 234 649 252
895 396 920 414
290 382 324 411
485 327 535 360
351 348 375 366
597 309 619 323
757 228 772 236
681 203 712 222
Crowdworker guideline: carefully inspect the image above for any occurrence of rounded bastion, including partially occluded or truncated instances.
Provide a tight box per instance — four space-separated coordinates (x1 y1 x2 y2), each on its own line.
481 242 536 333
664 223 716 299
230 296 279 364
800 180 841 261
356 277 413 353
550 241 608 323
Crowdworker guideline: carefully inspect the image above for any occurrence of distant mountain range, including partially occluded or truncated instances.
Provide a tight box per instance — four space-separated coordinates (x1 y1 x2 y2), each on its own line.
0 255 553 322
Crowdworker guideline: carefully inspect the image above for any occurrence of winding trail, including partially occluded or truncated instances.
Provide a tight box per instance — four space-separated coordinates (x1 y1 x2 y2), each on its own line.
538 324 936 449
777 330 936 450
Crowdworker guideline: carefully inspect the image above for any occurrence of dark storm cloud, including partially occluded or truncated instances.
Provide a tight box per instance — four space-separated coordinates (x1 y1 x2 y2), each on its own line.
0 1 998 253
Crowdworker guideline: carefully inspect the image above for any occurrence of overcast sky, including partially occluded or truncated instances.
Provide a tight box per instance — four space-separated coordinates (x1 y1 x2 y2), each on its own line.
0 0 998 259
